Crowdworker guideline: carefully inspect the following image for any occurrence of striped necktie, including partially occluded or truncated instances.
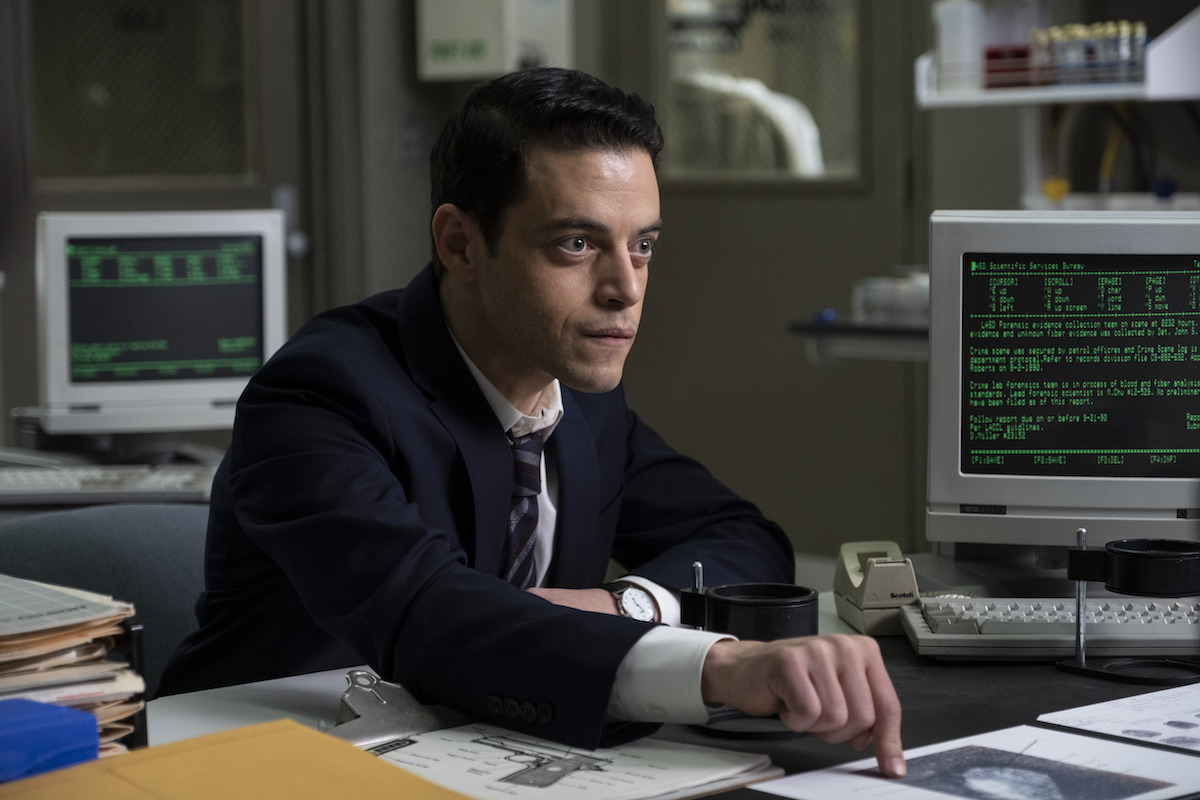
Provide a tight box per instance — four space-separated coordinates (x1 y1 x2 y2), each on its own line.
502 431 543 589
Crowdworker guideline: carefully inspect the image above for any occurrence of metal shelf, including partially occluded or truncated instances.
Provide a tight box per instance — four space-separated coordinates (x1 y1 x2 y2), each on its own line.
915 5 1200 109
789 321 929 363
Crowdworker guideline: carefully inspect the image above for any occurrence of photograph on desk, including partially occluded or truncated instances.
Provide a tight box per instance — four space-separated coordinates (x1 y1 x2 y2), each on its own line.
0 573 144 756
750 726 1200 800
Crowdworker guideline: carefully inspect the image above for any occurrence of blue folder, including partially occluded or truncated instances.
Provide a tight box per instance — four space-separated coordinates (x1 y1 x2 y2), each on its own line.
0 698 98 782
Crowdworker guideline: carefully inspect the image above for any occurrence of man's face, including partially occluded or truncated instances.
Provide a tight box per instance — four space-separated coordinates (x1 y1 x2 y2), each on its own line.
467 146 661 410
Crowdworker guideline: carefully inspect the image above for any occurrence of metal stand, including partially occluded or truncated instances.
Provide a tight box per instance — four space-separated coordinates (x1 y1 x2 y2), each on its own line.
1058 528 1200 685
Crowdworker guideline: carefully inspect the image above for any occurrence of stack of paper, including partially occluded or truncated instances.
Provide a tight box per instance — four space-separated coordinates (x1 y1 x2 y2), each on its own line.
0 573 144 755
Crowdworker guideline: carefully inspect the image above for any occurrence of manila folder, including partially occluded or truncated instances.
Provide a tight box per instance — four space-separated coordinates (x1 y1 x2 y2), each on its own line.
0 718 466 800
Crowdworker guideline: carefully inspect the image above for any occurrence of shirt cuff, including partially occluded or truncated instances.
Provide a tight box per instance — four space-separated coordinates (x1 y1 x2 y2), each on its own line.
607 626 734 724
615 575 681 627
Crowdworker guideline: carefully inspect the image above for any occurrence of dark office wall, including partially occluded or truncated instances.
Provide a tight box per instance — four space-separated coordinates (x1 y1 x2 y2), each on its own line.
334 1 458 302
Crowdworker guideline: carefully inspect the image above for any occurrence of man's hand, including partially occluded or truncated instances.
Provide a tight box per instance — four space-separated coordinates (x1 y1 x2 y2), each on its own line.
702 635 906 778
527 586 619 615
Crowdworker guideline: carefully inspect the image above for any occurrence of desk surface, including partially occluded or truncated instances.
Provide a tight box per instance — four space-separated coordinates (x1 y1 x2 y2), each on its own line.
146 592 1162 776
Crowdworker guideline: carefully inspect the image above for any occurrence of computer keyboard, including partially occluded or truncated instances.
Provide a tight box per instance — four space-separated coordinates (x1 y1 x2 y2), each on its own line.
0 464 216 505
900 596 1200 660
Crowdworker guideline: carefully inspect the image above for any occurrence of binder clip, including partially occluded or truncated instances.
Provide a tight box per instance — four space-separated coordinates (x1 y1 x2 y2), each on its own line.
326 670 469 754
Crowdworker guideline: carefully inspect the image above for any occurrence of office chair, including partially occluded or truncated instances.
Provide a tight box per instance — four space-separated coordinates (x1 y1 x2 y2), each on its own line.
0 503 209 697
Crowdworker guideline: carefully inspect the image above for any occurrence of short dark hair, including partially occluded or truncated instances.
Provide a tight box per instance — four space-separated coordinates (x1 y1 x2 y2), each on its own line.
430 67 663 270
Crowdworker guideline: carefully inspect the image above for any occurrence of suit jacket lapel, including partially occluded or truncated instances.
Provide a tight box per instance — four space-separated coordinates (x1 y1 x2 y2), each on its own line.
544 392 603 587
394 265 511 576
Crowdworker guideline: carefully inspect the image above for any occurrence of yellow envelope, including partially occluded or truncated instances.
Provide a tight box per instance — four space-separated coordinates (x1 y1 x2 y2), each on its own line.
0 719 465 799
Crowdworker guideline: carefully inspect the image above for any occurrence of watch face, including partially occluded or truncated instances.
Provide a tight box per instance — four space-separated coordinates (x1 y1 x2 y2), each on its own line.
620 587 657 621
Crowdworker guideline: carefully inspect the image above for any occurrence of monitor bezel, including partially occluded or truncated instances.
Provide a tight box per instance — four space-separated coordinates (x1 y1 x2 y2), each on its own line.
35 209 288 434
927 209 1200 548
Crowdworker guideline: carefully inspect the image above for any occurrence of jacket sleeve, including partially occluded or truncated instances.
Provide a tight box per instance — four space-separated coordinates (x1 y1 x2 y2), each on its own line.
594 394 796 591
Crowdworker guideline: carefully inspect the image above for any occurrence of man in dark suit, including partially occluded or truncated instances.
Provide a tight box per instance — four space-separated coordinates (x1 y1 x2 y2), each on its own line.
160 67 904 778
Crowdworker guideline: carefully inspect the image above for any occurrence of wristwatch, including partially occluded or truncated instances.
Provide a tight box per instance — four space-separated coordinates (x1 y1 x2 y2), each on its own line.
604 582 658 622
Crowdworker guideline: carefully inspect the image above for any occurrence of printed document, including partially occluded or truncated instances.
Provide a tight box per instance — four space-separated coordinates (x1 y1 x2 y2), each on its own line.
373 722 780 800
1039 683 1200 754
749 725 1200 800
0 574 131 638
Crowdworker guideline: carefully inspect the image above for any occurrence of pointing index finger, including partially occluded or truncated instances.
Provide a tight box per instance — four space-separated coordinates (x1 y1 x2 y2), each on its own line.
866 655 905 778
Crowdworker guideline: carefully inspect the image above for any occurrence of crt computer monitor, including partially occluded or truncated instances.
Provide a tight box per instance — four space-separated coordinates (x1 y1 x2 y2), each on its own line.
927 209 1200 551
33 210 287 437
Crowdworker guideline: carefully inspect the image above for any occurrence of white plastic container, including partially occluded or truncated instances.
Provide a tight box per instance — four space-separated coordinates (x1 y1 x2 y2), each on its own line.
934 0 985 91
